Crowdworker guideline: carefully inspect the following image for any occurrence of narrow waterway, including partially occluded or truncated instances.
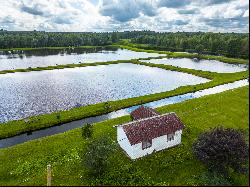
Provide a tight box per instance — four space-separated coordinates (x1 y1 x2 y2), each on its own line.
0 79 248 148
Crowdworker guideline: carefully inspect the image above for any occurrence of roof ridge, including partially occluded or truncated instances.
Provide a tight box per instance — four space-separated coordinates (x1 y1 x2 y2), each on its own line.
115 112 176 128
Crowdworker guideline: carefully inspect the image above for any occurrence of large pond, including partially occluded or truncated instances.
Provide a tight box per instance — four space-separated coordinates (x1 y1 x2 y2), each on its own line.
0 47 164 70
0 63 209 123
0 79 247 148
140 58 248 73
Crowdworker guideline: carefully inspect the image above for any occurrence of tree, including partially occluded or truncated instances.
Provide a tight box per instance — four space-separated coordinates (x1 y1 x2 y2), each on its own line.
195 44 204 55
193 127 249 176
111 32 118 43
81 123 93 139
82 136 117 176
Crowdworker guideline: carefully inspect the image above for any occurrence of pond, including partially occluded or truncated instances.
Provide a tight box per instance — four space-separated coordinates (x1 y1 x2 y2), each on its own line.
140 58 248 73
0 79 247 148
0 63 209 123
0 47 164 70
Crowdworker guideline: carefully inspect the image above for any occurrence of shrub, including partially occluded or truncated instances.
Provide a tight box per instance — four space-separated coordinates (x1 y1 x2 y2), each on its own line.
199 171 232 186
82 136 117 176
193 127 249 176
81 123 93 139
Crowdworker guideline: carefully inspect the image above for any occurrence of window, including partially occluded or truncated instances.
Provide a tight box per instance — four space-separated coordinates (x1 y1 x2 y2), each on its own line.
167 133 175 141
142 139 152 149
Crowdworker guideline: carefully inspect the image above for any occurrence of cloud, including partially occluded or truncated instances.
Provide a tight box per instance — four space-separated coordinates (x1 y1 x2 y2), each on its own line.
99 1 139 22
243 9 249 17
0 16 15 24
200 16 248 29
20 5 45 16
195 0 235 6
52 15 74 24
99 0 157 22
158 0 191 8
19 1 52 17
178 9 200 14
0 0 248 32
172 20 189 25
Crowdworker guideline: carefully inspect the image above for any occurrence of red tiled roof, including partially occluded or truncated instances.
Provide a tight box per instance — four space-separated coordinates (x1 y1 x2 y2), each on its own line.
130 105 160 120
122 112 185 145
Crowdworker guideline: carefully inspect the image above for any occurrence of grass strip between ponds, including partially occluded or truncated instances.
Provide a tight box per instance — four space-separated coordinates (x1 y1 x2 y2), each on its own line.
0 44 248 75
114 44 249 65
0 86 248 186
0 60 136 75
0 59 248 139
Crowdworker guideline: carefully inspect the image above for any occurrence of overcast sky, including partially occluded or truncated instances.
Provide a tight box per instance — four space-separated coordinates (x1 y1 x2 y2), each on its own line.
0 0 248 32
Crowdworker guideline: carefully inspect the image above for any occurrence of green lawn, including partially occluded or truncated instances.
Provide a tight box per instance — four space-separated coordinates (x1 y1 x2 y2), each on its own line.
0 85 248 186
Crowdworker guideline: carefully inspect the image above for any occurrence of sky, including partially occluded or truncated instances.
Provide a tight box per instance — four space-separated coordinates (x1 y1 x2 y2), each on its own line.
0 0 249 33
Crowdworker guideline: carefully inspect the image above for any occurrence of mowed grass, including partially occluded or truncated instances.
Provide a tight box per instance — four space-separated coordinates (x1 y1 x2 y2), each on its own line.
0 86 248 186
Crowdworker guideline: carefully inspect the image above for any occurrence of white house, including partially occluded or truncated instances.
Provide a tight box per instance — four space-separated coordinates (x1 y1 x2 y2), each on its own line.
115 106 185 160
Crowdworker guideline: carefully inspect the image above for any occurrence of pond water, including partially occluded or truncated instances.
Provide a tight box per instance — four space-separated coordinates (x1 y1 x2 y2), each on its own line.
0 79 247 148
140 58 248 73
0 47 164 70
0 63 209 123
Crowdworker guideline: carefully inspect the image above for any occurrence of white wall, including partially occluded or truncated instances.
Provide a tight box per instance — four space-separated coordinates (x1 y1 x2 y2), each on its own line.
117 126 134 158
118 128 183 160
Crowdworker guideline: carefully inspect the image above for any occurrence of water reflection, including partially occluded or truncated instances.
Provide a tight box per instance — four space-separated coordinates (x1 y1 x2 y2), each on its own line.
140 58 248 73
0 46 117 58
0 47 164 70
0 63 209 123
0 79 247 148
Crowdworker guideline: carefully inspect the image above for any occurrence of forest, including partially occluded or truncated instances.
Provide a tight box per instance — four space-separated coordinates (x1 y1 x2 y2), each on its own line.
0 30 248 59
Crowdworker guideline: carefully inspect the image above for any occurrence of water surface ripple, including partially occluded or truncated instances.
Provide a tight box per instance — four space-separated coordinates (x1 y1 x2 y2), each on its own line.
0 48 164 70
0 63 209 123
0 79 247 148
140 58 248 73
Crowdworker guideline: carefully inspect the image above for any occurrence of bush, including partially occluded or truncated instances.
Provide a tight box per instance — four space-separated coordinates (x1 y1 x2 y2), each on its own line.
82 136 117 176
199 171 232 186
193 127 249 176
81 123 93 139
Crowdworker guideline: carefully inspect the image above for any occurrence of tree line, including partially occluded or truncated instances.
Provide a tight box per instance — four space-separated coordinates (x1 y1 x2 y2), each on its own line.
130 31 249 59
0 30 248 59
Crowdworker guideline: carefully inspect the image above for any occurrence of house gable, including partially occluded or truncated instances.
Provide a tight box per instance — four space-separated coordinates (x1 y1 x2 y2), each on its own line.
130 105 160 120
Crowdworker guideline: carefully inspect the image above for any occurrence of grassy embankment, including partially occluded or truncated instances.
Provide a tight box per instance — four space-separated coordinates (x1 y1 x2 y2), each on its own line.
0 43 248 139
0 58 248 139
0 86 248 186
0 60 133 75
0 43 248 75
114 43 249 65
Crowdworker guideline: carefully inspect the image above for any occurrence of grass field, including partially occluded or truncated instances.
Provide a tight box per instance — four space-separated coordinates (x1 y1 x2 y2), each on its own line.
0 85 248 186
